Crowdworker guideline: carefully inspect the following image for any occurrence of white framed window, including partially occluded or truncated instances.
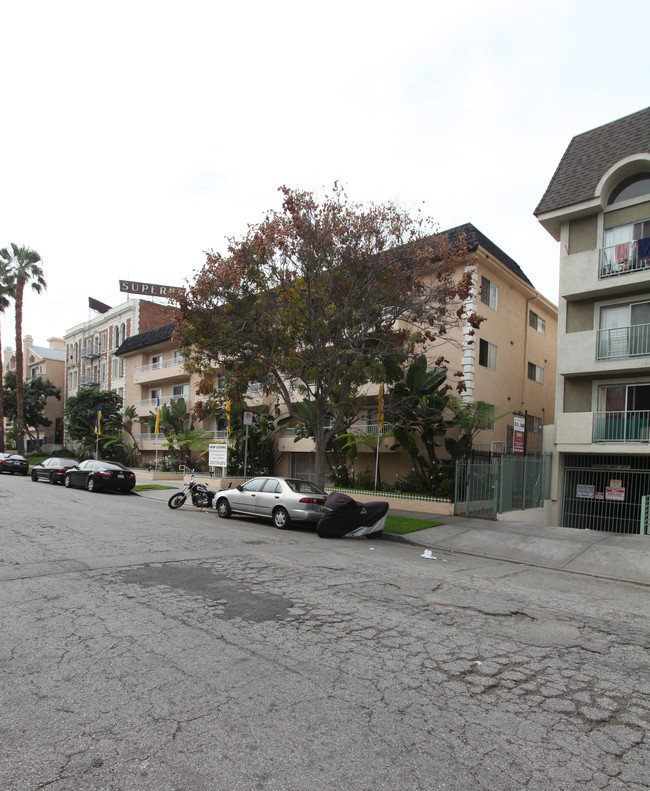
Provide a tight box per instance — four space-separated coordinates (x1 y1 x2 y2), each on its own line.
479 339 497 370
151 354 163 369
528 362 544 383
529 310 546 334
173 383 190 399
480 276 498 310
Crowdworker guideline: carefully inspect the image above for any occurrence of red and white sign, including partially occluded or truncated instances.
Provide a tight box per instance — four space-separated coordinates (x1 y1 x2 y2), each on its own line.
513 415 525 454
605 486 625 502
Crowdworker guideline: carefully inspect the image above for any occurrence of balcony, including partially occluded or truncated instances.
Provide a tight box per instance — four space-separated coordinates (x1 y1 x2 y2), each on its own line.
134 357 187 384
597 323 650 360
133 396 173 408
79 373 100 386
599 241 650 280
80 345 100 360
593 410 650 443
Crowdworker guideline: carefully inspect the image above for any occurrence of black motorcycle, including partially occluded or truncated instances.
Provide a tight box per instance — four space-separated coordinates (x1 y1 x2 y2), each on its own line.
167 470 231 510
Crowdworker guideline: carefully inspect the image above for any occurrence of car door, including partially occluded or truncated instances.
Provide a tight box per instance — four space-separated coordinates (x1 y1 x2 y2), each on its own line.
254 478 283 517
72 460 93 487
36 459 51 481
229 478 266 515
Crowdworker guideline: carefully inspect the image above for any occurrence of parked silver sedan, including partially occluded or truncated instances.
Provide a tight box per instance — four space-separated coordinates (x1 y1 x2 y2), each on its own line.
214 476 328 529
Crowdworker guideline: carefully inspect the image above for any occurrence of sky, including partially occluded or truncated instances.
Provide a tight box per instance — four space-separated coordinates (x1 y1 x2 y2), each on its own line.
2 0 650 351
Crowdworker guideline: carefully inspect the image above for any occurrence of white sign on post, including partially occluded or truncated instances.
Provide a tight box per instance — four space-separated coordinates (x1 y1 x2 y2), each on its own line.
243 411 253 426
209 442 228 469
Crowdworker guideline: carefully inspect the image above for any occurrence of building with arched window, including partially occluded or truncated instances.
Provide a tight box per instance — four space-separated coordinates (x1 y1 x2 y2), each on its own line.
535 106 650 533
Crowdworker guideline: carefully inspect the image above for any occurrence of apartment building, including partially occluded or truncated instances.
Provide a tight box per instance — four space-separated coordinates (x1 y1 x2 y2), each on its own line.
114 322 217 463
2 336 66 449
64 298 178 399
108 227 556 479
535 106 650 533
281 224 558 483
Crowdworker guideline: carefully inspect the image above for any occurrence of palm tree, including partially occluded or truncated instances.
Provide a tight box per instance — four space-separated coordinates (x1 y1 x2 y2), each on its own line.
0 244 46 454
0 261 16 452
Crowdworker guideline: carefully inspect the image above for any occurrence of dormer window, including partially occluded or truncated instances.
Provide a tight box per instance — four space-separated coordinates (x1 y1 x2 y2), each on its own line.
607 174 650 205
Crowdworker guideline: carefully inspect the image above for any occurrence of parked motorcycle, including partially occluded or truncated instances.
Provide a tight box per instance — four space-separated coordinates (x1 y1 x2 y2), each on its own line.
316 491 389 538
167 469 231 510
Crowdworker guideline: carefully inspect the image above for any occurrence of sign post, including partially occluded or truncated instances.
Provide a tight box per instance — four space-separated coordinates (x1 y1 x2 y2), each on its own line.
243 411 253 479
209 442 228 477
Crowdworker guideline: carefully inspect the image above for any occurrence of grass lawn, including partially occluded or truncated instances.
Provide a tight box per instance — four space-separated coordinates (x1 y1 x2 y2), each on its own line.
384 515 443 535
133 484 177 492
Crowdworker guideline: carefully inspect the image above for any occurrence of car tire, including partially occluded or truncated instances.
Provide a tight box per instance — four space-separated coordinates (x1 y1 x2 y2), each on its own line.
168 493 187 509
49 473 57 485
31 471 38 482
273 506 290 529
87 477 97 492
64 475 72 488
216 498 231 518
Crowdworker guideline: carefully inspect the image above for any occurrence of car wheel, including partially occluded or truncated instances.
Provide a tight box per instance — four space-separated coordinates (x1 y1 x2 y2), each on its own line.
64 475 72 488
273 506 290 529
31 471 38 482
168 493 187 509
49 473 57 485
216 498 232 518
87 476 97 492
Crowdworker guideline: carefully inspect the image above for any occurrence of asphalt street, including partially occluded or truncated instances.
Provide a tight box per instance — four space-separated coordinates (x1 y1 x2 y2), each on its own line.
1 473 649 791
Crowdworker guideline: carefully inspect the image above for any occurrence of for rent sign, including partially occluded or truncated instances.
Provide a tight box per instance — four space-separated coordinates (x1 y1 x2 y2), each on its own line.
119 280 185 299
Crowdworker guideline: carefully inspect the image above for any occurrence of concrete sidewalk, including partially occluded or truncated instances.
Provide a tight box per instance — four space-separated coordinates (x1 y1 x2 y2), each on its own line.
135 482 650 586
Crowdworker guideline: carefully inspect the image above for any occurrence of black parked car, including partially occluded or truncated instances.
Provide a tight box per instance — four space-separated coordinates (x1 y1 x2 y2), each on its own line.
31 457 79 485
64 460 136 493
0 454 29 475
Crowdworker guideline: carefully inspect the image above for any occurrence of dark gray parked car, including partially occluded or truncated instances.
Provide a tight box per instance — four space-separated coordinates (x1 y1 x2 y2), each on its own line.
31 457 79 485
64 460 136 493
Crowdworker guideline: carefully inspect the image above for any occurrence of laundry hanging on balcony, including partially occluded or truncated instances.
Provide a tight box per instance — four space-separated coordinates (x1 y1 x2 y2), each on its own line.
637 236 650 262
615 243 629 268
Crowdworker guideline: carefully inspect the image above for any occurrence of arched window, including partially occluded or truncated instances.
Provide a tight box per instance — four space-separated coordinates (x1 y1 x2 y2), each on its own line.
120 323 126 344
608 174 650 205
114 327 120 348
74 342 78 363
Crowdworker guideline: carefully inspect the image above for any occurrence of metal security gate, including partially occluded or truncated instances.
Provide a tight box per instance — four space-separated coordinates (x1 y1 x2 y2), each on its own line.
499 456 548 512
455 459 499 519
561 464 650 534
455 455 551 520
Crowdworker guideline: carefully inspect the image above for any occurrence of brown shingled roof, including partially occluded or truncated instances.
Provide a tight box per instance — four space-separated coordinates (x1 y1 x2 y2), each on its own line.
534 107 650 216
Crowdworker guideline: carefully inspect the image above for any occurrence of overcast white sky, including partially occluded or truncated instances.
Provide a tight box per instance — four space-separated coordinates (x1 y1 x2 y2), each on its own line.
2 0 649 351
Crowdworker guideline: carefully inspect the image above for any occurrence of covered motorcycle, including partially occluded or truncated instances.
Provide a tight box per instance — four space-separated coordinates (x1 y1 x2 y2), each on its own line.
316 491 389 538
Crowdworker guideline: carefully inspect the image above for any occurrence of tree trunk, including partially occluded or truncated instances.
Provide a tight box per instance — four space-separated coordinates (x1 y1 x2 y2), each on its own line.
14 278 25 455
312 431 328 490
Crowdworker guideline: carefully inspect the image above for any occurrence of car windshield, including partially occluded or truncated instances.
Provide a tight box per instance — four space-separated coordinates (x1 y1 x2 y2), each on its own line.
285 479 326 495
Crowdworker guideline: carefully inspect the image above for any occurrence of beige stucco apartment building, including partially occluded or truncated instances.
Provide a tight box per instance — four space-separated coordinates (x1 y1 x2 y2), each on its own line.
95 227 557 482
535 106 650 533
3 336 66 449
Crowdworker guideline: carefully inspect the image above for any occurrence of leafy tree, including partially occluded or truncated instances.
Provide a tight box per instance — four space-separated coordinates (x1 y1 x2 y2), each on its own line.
64 387 123 456
445 399 509 460
2 371 61 445
0 261 14 451
387 354 453 492
225 403 278 476
0 244 46 454
103 405 142 466
175 185 480 488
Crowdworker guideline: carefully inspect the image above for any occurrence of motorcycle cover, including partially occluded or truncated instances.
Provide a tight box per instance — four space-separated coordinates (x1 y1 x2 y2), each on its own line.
316 491 389 539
